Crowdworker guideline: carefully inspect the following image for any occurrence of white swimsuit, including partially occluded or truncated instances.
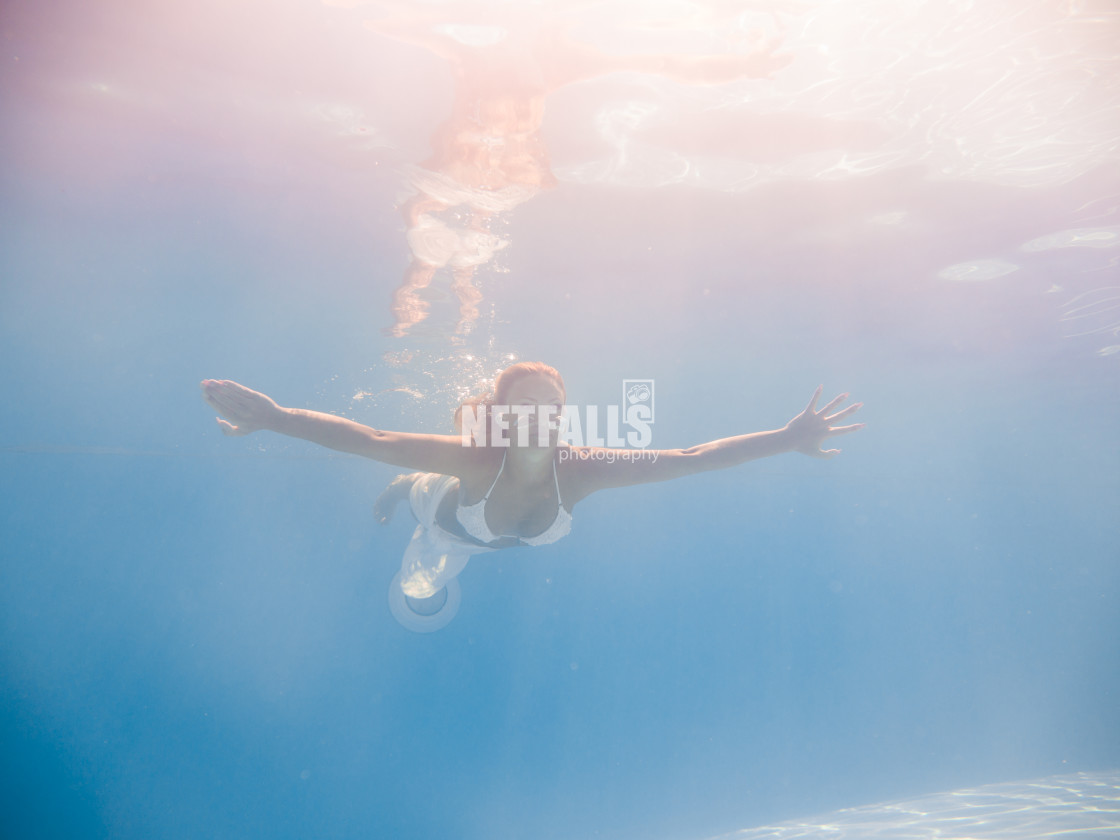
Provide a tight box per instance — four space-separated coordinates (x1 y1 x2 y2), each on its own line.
394 456 571 606
456 450 572 546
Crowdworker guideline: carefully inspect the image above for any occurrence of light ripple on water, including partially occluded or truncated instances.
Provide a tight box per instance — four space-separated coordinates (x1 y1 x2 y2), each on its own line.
557 0 1119 191
707 771 1120 840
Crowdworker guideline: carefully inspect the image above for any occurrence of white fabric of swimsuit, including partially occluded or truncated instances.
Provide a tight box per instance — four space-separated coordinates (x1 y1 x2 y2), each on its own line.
398 473 490 599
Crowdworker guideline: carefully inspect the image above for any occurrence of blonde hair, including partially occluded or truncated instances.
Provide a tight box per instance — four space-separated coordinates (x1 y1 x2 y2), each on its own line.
454 362 566 442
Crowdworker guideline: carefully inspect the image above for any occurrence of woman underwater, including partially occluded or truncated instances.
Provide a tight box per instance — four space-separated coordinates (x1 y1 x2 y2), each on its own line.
201 363 863 625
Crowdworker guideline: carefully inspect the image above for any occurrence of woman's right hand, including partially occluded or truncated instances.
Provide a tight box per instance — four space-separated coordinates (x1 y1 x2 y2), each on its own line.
200 379 283 437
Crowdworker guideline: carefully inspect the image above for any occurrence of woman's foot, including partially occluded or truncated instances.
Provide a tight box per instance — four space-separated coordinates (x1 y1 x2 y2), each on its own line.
373 473 421 524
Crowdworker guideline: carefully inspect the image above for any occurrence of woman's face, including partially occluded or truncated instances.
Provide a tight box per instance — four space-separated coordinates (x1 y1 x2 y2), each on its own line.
501 373 565 446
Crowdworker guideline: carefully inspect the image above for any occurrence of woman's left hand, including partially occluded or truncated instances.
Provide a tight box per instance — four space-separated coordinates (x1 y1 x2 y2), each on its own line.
784 386 864 458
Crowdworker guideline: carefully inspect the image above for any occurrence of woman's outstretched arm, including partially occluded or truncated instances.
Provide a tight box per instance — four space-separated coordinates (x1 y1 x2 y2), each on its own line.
565 386 864 499
200 379 475 475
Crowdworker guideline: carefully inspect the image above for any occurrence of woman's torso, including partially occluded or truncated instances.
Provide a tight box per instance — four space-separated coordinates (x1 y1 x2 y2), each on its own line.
435 449 572 547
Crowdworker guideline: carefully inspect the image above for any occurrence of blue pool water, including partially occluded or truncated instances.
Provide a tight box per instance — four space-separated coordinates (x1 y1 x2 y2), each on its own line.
1 1 1118 838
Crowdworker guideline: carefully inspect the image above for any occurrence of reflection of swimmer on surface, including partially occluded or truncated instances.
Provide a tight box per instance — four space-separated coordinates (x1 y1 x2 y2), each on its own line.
201 363 861 626
363 1 793 336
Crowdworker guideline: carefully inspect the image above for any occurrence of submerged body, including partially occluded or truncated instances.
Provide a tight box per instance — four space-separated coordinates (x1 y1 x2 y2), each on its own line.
201 362 863 621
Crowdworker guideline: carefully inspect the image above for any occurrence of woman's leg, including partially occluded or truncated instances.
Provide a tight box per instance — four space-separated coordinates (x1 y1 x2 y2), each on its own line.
373 472 423 524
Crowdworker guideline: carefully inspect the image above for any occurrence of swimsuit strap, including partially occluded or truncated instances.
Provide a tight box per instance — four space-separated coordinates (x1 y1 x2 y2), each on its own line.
552 454 563 506
480 449 563 508
480 450 507 501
